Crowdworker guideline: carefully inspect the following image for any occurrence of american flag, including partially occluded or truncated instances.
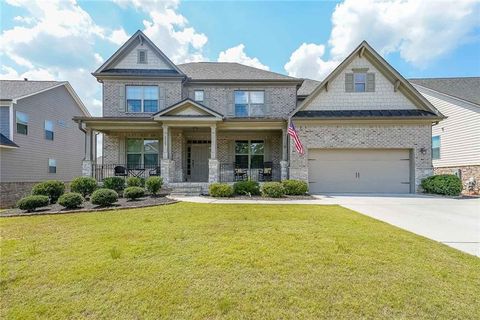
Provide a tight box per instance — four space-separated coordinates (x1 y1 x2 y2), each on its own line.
287 121 304 155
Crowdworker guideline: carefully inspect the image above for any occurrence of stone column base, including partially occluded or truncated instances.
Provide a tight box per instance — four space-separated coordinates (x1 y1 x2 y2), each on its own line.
280 160 289 181
82 160 93 177
208 159 220 183
161 159 175 184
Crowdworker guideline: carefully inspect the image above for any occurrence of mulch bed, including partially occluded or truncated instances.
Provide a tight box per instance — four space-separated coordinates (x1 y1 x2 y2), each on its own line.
1 195 177 218
204 194 316 201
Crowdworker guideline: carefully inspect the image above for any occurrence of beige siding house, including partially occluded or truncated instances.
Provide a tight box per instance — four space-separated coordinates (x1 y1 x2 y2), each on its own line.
76 31 443 195
0 81 90 207
410 78 480 192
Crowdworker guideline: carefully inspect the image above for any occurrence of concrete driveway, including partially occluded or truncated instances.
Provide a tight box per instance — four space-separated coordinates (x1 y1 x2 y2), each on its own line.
315 194 480 257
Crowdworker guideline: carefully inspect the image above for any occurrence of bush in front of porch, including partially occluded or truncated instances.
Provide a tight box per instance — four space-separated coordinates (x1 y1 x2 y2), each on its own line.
233 181 260 196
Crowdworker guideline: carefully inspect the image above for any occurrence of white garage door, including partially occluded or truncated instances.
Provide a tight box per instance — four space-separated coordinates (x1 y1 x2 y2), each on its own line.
308 149 411 194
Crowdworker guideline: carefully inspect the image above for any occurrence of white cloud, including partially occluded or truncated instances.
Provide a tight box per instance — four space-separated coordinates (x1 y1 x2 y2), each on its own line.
94 53 104 64
0 0 104 115
284 43 338 80
285 0 480 79
218 44 269 70
109 28 129 45
328 0 480 65
113 0 209 63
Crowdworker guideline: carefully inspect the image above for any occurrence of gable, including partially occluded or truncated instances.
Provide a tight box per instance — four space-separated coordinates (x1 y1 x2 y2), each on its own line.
112 40 174 70
164 103 211 116
294 41 442 119
153 98 223 121
304 55 417 111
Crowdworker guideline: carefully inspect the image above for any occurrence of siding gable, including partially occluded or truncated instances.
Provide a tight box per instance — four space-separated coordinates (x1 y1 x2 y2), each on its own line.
112 41 174 70
304 55 418 111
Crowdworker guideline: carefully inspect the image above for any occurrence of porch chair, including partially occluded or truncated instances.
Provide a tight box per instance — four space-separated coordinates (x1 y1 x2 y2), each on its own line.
149 166 161 176
234 163 248 181
259 162 273 182
114 165 128 177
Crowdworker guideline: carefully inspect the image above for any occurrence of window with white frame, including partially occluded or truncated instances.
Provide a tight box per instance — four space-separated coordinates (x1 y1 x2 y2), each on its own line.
126 86 159 113
194 90 204 102
234 91 265 117
354 72 366 92
45 120 54 140
126 138 160 169
16 111 28 135
48 159 57 173
432 136 440 160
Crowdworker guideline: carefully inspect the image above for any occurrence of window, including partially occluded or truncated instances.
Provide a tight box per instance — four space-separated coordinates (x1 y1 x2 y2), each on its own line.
48 159 57 173
127 138 159 169
194 90 204 102
235 140 264 169
16 111 28 135
45 120 54 140
234 91 264 117
354 73 366 92
126 86 159 113
432 136 440 160
138 49 147 64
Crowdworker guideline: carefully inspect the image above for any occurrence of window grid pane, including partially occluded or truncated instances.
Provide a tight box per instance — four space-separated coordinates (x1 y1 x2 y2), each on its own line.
143 100 158 112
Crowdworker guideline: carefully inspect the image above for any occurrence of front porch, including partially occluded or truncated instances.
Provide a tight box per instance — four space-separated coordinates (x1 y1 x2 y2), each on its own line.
79 117 289 187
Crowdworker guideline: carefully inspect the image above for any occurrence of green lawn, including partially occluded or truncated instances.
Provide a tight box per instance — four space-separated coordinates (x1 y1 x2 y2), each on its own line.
1 203 479 319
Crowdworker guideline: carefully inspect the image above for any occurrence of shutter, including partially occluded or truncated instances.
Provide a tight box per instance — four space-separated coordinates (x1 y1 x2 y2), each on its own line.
119 85 125 112
345 73 354 92
264 90 270 117
227 90 235 117
366 73 375 92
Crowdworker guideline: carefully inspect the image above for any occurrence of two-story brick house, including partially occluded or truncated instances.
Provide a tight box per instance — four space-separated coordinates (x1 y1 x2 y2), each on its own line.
75 30 443 194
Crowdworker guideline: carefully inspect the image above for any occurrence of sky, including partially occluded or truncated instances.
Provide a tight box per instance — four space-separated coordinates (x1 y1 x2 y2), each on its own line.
1 0 480 117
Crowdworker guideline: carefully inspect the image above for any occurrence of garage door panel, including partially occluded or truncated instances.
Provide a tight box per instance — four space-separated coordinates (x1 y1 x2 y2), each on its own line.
308 149 411 194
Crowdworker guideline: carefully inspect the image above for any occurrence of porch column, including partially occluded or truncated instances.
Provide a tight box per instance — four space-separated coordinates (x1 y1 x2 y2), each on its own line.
280 127 289 180
161 124 174 184
82 128 93 177
208 124 219 183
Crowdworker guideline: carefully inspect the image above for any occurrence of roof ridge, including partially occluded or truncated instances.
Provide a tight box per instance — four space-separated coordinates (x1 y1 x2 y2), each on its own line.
409 76 480 80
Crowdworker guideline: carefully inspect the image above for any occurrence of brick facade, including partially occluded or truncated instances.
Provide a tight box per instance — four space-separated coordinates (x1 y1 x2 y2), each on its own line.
289 122 433 192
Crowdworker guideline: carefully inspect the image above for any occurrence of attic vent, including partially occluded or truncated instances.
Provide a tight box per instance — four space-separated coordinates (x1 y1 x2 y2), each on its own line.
138 50 147 64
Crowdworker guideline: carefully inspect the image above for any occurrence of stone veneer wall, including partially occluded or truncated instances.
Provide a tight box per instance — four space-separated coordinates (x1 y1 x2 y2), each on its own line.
289 122 433 192
434 165 480 194
0 182 39 208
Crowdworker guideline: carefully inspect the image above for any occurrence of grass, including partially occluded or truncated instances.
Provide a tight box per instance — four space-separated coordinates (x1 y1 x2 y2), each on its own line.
1 203 479 319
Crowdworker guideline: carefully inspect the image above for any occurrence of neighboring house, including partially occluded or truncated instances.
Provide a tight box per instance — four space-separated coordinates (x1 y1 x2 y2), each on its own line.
410 77 480 192
0 80 90 207
75 30 443 195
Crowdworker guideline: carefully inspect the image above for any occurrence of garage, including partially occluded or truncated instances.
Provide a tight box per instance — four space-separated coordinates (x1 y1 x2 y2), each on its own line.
307 149 412 194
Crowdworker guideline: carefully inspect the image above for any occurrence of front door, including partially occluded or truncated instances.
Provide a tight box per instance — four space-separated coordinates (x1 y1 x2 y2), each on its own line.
189 143 210 182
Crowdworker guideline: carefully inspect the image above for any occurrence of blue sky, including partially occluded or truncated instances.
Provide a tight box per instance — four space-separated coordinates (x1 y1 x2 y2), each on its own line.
1 0 479 116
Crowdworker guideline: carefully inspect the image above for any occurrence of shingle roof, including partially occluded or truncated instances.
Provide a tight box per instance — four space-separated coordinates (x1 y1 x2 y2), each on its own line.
409 77 480 106
0 133 18 148
177 62 300 81
294 109 440 119
0 80 62 100
297 79 321 96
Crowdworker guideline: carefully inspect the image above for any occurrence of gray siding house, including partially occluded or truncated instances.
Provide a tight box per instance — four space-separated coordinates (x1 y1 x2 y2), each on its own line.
0 80 90 207
76 31 443 195
410 78 480 192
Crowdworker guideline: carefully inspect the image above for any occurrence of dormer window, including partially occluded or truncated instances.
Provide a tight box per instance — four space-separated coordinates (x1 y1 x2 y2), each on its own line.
194 90 204 102
138 49 147 64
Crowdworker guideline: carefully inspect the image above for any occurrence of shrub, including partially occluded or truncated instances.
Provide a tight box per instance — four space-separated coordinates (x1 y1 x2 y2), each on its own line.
282 179 308 195
31 180 65 204
146 176 163 195
126 176 145 187
17 195 49 212
70 176 97 197
261 182 285 198
209 183 234 197
103 177 125 193
124 186 145 200
233 180 260 196
421 174 463 196
58 192 84 209
91 188 118 207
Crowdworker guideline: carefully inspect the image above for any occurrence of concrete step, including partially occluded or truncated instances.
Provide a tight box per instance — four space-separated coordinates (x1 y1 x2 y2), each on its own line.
169 186 203 196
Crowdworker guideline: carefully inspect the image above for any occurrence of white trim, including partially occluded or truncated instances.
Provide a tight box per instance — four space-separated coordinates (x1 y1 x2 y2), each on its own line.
0 144 18 149
9 103 13 140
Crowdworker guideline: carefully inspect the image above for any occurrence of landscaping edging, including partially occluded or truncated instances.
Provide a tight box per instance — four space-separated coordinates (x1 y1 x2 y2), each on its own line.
0 197 178 218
